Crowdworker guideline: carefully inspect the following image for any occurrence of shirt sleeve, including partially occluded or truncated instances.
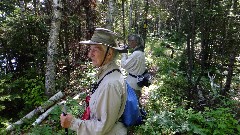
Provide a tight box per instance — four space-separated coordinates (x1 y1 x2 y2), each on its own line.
121 51 143 73
70 81 123 135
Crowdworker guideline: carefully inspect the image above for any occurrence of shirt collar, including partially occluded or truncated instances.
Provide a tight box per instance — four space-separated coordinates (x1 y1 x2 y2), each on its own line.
95 61 117 79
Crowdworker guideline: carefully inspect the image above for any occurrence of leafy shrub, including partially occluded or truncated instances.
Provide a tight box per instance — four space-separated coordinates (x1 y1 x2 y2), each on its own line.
22 76 46 109
136 107 240 135
149 56 189 109
27 97 85 135
188 107 240 135
0 73 20 112
69 61 96 93
0 70 47 131
0 73 25 125
29 125 59 135
136 108 190 135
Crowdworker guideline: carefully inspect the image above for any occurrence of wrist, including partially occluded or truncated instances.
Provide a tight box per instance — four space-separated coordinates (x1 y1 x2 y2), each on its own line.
69 117 76 128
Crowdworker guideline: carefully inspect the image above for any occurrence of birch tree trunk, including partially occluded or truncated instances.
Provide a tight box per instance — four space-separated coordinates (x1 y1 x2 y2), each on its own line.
45 0 62 96
5 91 64 132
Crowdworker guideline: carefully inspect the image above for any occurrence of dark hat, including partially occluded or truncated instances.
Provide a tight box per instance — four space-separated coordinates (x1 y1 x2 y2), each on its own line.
80 28 125 51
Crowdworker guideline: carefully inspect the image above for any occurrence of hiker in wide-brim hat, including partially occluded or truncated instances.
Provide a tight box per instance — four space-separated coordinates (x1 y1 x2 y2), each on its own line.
60 28 127 135
80 28 126 67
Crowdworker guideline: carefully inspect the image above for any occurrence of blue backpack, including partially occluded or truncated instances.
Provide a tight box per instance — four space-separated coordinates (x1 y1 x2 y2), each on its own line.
121 82 147 127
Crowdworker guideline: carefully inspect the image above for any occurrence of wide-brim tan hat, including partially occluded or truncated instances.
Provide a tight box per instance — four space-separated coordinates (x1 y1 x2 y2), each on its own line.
80 28 126 52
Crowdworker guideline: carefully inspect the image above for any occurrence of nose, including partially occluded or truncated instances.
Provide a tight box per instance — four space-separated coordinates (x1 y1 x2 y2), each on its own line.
88 48 93 58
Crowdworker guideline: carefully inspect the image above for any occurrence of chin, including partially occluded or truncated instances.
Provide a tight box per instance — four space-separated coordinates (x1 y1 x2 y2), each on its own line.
92 63 99 67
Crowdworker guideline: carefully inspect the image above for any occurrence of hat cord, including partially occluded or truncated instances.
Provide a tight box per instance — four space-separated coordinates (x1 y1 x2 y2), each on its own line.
100 46 110 67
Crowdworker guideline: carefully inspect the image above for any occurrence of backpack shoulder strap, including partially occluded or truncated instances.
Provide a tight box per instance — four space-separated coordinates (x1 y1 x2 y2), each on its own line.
91 69 121 94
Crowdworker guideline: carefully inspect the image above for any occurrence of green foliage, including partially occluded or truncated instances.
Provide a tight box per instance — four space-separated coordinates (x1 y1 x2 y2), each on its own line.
149 38 164 57
68 61 96 93
78 62 96 87
134 36 240 134
0 73 19 111
7 71 47 113
22 76 46 109
1 96 85 134
136 107 240 135
0 69 47 130
138 108 190 135
27 97 85 135
188 107 240 135
65 97 86 117
29 125 60 135
28 106 66 135
1 0 240 134
1 8 48 75
0 73 25 126
0 117 8 133
149 56 189 109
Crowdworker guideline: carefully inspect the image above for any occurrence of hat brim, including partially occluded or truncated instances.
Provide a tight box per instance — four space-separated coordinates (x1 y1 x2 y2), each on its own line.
79 40 127 52
79 40 102 45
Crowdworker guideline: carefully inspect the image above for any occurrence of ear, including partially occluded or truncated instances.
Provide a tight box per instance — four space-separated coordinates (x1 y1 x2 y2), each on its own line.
107 48 114 59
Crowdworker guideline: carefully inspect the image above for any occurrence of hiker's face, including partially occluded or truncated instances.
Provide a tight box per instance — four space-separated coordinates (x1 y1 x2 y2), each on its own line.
88 45 105 67
128 38 137 49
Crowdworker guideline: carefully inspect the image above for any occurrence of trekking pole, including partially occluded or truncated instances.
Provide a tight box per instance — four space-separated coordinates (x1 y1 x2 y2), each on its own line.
62 103 68 135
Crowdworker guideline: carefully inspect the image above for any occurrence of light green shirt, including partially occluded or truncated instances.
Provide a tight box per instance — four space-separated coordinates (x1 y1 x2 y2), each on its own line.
121 50 146 90
70 62 127 135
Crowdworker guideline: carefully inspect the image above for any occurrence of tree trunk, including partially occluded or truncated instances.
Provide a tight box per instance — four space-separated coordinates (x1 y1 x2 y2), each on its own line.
45 0 62 96
6 91 64 131
134 0 140 33
19 0 25 19
32 92 85 126
84 1 95 39
186 0 196 102
33 0 40 15
195 0 211 86
32 101 63 126
129 0 133 32
222 53 236 95
221 0 238 96
106 0 114 30
122 0 126 44
142 0 149 47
